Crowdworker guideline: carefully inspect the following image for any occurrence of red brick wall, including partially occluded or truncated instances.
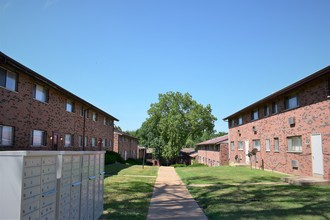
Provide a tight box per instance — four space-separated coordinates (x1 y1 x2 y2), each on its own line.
113 132 138 160
228 76 330 179
0 64 115 151
197 143 229 166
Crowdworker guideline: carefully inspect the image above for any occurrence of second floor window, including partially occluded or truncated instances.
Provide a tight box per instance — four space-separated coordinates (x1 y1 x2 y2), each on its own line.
34 84 49 103
66 100 74 112
264 105 270 117
231 141 235 151
272 102 279 114
92 112 97 121
237 116 243 125
251 109 259 120
274 138 279 152
0 125 14 146
0 67 17 91
285 95 299 110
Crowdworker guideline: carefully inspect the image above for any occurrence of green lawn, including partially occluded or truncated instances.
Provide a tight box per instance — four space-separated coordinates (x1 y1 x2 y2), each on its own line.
100 164 159 220
176 166 330 220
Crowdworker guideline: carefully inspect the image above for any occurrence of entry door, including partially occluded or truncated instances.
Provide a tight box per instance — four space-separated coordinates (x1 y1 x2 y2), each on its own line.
245 141 250 164
311 134 324 176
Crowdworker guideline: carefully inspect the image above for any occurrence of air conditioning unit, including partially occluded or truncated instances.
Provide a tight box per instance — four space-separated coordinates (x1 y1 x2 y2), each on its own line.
288 117 295 125
291 160 299 169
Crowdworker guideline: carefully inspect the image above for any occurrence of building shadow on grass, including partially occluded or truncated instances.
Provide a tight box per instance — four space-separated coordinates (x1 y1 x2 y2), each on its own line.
104 163 132 176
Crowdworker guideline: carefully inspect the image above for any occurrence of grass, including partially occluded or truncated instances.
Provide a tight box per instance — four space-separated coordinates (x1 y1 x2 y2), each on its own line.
100 164 159 220
176 166 330 220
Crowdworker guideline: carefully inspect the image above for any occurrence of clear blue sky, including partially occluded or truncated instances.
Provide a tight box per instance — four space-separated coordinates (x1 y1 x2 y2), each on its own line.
1 0 329 132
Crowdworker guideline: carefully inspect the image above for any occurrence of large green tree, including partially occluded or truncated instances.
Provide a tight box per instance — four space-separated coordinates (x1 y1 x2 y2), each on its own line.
139 91 217 161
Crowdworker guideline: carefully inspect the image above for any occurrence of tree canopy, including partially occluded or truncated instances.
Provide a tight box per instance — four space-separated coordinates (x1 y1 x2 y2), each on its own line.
139 91 217 161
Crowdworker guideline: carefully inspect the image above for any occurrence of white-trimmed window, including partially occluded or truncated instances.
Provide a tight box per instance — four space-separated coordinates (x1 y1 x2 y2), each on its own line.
32 130 47 146
253 139 261 151
0 125 14 146
91 137 96 147
251 109 259 120
274 138 279 152
0 67 17 91
285 95 299 110
287 136 302 152
238 141 244 150
231 141 235 151
66 100 74 112
237 116 243 125
102 138 107 148
103 117 107 125
64 134 73 147
272 102 279 114
92 112 97 121
266 139 270 151
34 84 49 103
84 137 88 147
109 139 113 148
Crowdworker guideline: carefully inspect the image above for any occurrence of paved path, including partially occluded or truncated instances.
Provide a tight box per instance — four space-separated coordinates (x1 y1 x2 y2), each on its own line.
147 166 208 220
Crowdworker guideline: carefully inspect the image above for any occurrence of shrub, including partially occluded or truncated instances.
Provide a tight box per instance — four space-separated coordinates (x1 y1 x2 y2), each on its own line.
125 158 144 165
171 164 187 168
104 151 124 165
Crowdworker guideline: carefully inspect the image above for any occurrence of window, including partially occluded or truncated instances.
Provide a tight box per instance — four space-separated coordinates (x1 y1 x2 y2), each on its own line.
0 67 17 91
66 100 74 112
92 112 97 121
272 102 278 114
264 105 270 117
103 117 107 125
285 95 299 110
266 139 270 151
102 139 107 148
64 134 73 147
91 137 96 147
274 138 279 152
84 137 88 147
251 109 259 120
229 119 235 128
109 139 113 148
32 130 47 146
79 135 83 147
253 140 260 151
287 136 302 152
237 116 243 125
0 125 14 146
238 141 244 150
34 84 49 103
231 141 235 151
79 106 84 117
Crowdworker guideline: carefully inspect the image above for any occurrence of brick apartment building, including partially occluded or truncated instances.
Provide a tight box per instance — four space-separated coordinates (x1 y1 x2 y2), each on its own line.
196 135 229 166
0 52 118 151
113 130 138 160
223 66 330 180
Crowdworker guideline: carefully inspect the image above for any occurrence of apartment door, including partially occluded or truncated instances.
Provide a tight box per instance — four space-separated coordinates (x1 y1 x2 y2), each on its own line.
52 132 59 150
311 134 324 176
245 140 250 164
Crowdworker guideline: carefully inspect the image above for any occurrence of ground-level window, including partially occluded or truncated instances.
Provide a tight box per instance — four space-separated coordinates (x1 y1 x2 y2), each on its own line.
0 125 14 146
91 137 96 147
238 141 244 150
0 67 17 91
84 137 88 147
79 135 83 147
266 139 270 151
274 138 279 152
32 130 47 146
64 134 73 147
253 139 261 151
102 138 107 148
231 141 235 151
287 136 302 152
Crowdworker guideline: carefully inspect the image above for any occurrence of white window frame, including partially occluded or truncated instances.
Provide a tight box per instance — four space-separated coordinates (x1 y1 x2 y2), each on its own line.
91 137 96 147
64 134 73 147
78 135 83 147
0 125 14 146
34 84 48 103
92 112 97 121
231 141 235 151
238 141 244 150
287 136 302 152
66 100 74 112
103 117 107 125
0 68 17 91
253 139 261 151
32 130 47 147
266 139 270 151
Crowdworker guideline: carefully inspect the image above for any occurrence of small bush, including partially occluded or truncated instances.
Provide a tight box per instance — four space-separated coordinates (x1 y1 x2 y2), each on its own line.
125 158 144 165
171 164 187 167
105 151 124 165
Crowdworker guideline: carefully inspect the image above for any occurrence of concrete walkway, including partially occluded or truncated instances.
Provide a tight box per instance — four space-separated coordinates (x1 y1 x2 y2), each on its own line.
147 166 208 220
